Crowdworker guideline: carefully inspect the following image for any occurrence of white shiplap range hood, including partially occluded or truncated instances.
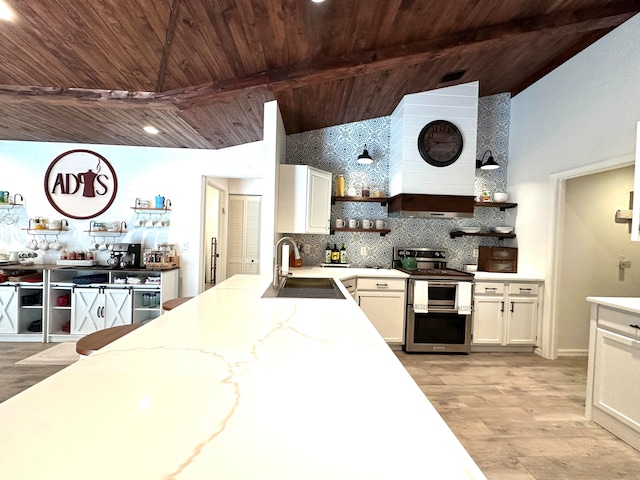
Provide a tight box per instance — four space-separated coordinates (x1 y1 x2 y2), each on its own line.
388 81 478 217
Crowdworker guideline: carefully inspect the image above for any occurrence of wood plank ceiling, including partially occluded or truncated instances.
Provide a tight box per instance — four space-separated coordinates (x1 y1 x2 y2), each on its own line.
0 0 637 150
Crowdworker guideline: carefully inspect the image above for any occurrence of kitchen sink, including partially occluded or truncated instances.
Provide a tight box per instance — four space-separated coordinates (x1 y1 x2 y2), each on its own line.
262 277 346 299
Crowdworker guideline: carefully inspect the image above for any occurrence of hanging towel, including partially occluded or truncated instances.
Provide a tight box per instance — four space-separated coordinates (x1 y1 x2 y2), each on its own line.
413 281 429 313
456 282 473 314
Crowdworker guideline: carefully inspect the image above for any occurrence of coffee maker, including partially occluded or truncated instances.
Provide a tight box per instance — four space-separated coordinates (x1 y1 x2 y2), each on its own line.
110 243 144 269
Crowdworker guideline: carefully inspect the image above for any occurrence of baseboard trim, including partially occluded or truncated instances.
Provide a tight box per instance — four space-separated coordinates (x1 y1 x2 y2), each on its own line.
557 348 588 357
471 345 535 353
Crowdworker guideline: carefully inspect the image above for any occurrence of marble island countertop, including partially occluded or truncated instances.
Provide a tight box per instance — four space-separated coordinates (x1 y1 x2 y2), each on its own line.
0 274 485 479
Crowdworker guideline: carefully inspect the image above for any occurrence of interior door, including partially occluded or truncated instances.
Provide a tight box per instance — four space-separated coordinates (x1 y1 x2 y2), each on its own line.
227 195 261 277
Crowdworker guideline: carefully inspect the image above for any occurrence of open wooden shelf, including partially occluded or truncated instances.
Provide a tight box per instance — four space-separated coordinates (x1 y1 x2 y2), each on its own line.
474 201 517 211
331 196 389 206
450 230 516 240
331 227 391 236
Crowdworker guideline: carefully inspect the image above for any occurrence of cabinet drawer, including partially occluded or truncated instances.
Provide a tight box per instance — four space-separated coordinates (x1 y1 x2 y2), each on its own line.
340 277 357 293
474 282 505 295
508 283 540 296
357 278 405 291
597 306 640 338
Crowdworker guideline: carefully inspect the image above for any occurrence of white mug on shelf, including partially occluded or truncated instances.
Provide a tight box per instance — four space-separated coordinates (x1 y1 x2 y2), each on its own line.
375 220 388 230
348 219 360 228
363 219 373 229
48 219 61 230
335 218 345 228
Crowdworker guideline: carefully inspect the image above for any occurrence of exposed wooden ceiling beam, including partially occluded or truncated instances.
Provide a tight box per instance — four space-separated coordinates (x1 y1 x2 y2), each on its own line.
0 85 176 110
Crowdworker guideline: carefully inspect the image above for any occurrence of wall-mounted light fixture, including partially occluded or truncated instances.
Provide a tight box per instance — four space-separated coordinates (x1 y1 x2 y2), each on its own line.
476 150 499 170
357 144 373 165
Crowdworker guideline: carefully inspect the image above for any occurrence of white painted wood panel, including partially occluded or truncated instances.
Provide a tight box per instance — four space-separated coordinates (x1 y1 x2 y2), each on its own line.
389 82 479 196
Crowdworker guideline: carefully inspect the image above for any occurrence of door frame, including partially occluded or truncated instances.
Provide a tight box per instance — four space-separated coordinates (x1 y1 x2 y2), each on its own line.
200 177 229 292
543 154 634 359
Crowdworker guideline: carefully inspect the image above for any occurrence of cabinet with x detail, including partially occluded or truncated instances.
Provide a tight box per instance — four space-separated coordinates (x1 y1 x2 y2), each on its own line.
0 285 19 334
72 286 132 334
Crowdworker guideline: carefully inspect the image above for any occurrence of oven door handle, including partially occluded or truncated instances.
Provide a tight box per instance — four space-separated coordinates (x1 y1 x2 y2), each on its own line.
411 307 460 314
425 282 458 287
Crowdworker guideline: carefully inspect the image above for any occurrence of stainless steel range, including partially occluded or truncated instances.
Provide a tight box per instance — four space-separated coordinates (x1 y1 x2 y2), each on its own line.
393 247 474 353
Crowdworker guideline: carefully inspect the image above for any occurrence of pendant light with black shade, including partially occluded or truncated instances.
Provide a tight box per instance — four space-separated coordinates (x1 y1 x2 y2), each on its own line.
476 150 499 170
357 144 373 165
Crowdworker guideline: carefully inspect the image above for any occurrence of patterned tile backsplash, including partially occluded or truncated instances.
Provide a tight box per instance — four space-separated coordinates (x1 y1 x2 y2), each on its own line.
285 93 513 270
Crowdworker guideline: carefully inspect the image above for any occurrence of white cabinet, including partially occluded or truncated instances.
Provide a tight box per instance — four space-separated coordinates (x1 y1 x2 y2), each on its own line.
0 285 19 334
72 287 132 334
472 281 541 350
356 277 406 345
586 301 640 451
592 328 640 431
47 267 179 341
277 165 331 234
0 281 45 340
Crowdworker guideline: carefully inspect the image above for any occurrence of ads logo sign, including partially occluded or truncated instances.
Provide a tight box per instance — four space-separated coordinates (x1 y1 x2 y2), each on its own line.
44 150 118 219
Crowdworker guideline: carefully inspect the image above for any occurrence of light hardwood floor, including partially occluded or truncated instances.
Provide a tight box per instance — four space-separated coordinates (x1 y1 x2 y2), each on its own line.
2 344 639 479
396 351 640 479
0 342 68 403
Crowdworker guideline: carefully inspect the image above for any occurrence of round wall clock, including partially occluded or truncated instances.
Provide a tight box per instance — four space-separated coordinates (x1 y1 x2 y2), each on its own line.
417 120 464 167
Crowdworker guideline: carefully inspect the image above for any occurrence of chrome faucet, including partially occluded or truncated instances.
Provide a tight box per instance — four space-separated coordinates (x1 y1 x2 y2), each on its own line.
272 236 301 287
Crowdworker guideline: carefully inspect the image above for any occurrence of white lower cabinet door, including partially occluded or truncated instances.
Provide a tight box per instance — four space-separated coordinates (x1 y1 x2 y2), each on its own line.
0 285 19 334
72 288 104 334
72 288 133 334
357 291 405 343
471 297 504 344
593 328 640 432
104 288 133 328
506 297 537 344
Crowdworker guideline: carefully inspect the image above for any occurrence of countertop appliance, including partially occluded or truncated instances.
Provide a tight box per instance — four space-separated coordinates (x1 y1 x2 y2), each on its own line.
110 243 143 269
393 247 474 353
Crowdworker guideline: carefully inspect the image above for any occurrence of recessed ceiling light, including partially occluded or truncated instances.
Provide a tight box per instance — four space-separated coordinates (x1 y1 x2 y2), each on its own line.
311 0 326 3
143 126 159 135
0 1 15 21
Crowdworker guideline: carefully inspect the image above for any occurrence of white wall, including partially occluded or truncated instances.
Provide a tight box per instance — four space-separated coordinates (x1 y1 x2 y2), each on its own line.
260 100 286 276
0 138 264 297
509 14 640 356
510 14 640 275
228 178 263 195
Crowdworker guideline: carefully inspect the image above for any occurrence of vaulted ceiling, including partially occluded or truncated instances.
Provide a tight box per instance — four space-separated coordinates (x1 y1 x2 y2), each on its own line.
0 0 637 150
